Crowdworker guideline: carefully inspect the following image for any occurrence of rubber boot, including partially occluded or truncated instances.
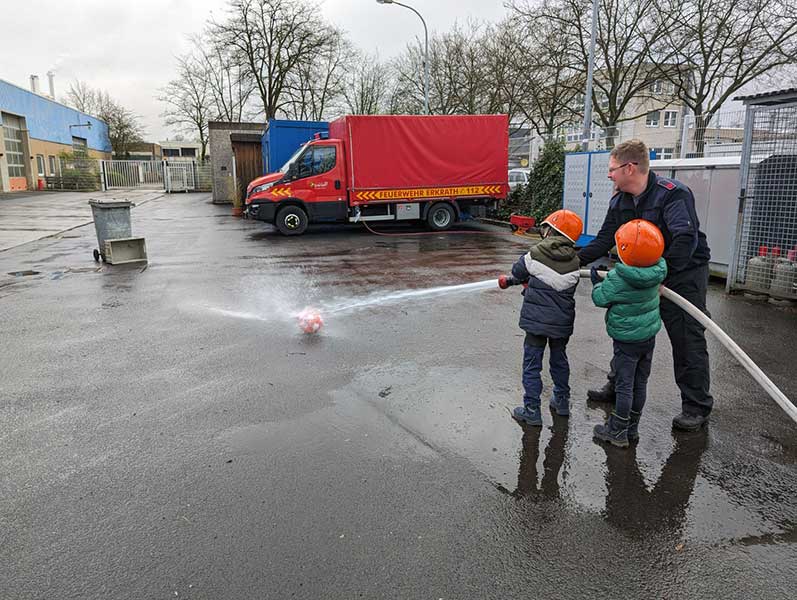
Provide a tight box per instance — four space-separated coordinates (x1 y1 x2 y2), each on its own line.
512 405 543 427
587 380 615 404
627 410 642 442
593 413 630 448
549 396 570 417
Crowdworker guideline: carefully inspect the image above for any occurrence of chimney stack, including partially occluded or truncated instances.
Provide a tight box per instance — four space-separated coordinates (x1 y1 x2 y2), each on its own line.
47 71 55 98
30 74 40 94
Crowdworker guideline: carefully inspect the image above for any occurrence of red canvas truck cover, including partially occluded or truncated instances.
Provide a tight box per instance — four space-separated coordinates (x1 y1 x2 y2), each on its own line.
327 114 508 203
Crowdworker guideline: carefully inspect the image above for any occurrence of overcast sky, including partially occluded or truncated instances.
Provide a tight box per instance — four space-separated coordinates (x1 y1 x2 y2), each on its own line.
1 0 510 141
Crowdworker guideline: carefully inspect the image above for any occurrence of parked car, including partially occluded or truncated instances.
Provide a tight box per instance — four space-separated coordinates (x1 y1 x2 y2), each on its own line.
508 168 530 190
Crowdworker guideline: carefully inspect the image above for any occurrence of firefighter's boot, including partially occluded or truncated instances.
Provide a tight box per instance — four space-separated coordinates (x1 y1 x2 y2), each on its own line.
587 380 616 404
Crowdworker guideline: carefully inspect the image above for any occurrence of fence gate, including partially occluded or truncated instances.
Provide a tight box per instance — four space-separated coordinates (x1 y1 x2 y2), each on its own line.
101 160 164 190
164 161 196 192
728 99 797 299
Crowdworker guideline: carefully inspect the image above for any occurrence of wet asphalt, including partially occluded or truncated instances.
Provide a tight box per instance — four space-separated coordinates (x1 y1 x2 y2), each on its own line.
1 192 796 599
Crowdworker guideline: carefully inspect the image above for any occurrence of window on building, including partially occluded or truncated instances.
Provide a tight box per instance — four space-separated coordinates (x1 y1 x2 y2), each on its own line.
650 147 674 160
646 111 660 127
72 136 88 157
650 80 663 94
48 155 57 175
566 129 580 143
181 147 196 157
163 148 180 157
664 110 678 128
36 155 45 176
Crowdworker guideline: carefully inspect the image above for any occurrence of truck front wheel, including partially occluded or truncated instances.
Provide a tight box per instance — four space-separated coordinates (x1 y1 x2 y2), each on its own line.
275 205 308 236
426 203 455 231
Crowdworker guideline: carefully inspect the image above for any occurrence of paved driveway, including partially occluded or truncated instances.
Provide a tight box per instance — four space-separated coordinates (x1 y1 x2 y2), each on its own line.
1 193 795 598
0 189 164 251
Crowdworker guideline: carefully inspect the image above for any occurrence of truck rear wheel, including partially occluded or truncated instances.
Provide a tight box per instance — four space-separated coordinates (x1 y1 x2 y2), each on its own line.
426 203 455 231
275 205 308 236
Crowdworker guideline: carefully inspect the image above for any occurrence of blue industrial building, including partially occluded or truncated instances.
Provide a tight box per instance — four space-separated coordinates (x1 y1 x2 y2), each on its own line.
1 77 111 192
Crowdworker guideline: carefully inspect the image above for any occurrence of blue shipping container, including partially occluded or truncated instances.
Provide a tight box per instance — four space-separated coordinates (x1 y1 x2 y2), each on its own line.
261 119 329 174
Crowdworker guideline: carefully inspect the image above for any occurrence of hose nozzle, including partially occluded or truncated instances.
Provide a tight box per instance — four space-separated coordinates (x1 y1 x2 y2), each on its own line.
498 275 520 289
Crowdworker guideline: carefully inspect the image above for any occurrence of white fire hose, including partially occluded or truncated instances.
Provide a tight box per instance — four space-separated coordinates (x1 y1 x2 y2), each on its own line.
579 269 797 424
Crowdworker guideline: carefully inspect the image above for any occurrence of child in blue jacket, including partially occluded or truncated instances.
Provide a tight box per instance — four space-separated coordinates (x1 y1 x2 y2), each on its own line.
504 209 583 427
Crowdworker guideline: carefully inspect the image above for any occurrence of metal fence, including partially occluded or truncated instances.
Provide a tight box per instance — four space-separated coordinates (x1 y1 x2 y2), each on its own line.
728 101 797 299
94 159 212 193
102 160 164 190
514 109 752 165
163 160 212 192
677 111 748 158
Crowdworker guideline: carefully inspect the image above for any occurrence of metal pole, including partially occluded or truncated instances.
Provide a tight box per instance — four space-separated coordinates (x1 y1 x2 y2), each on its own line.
582 0 599 151
726 104 757 294
679 113 691 158
391 2 430 114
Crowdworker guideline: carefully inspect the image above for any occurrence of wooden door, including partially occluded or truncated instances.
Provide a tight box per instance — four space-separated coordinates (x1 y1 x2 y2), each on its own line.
232 140 262 202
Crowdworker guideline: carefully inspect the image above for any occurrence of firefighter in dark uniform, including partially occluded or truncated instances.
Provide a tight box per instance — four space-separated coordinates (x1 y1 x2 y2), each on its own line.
578 139 714 431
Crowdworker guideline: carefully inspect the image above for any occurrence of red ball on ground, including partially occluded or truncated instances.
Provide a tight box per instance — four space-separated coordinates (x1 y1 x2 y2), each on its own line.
297 308 323 334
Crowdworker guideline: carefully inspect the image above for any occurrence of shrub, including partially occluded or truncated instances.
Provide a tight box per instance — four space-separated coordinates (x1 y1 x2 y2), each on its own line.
492 140 566 222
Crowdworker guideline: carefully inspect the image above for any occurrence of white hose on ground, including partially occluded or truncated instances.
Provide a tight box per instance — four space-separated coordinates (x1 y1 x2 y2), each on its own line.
578 269 797 424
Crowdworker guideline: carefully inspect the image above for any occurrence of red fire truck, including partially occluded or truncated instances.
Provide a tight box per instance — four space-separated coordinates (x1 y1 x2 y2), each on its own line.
244 114 508 235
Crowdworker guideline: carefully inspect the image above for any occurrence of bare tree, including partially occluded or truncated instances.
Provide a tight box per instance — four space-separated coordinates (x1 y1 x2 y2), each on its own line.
64 80 145 157
342 53 391 115
443 22 492 114
63 80 95 113
512 0 674 148
503 12 583 139
191 33 255 123
281 31 353 120
159 54 211 160
390 38 443 114
481 19 529 124
212 0 338 119
650 0 797 155
390 21 521 116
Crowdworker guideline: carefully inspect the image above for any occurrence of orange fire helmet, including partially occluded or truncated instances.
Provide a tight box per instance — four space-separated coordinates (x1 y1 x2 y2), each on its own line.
615 219 665 267
541 209 583 243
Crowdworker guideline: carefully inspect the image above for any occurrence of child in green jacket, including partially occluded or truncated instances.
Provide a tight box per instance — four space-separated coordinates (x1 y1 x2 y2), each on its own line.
591 220 667 447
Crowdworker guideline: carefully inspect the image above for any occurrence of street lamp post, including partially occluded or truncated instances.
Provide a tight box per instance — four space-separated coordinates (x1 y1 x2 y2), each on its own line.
581 0 599 151
376 0 430 114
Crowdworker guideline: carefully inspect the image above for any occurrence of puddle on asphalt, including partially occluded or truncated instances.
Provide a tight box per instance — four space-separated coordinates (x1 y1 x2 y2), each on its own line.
7 270 40 276
294 361 797 546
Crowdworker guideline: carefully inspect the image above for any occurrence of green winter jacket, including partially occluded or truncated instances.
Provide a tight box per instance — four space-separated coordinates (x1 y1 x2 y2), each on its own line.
591 258 668 343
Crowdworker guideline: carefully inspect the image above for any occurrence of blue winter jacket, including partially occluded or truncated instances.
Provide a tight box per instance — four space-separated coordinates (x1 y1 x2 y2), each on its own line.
511 235 580 339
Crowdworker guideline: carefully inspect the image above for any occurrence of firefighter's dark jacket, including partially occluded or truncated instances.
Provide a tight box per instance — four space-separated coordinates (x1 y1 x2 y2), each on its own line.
578 170 711 275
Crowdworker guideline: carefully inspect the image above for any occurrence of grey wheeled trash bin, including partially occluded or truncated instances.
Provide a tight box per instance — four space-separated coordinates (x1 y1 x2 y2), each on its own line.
88 199 135 262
